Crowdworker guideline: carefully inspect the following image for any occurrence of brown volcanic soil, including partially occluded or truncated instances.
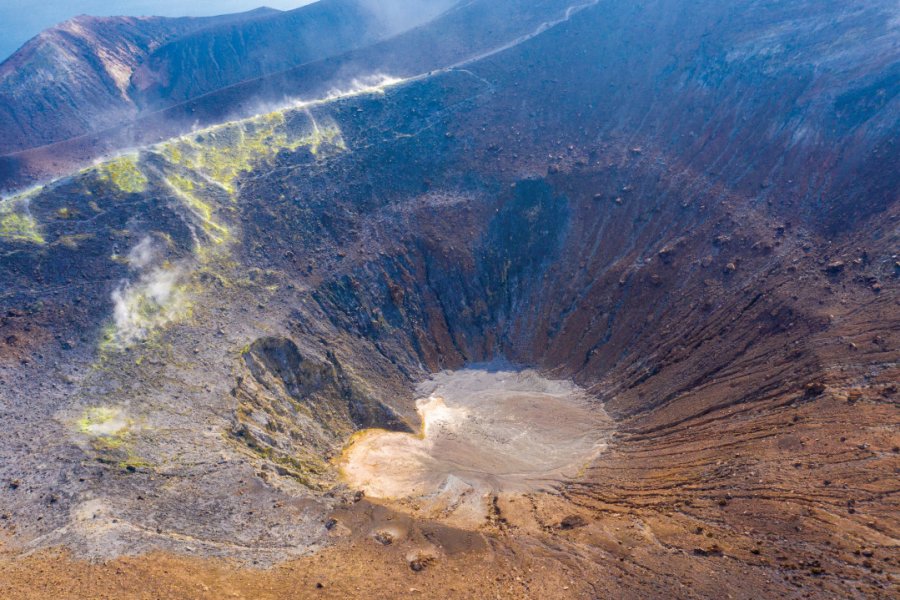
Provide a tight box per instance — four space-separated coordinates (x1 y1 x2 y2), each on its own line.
7 282 896 600
0 228 896 600
1 405 896 600
0 0 460 161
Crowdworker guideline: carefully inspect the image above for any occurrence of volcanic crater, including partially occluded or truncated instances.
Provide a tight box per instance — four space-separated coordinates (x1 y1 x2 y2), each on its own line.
0 0 897 598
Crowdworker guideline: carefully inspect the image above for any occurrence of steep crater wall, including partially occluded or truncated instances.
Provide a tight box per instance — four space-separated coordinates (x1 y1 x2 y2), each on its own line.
230 336 410 489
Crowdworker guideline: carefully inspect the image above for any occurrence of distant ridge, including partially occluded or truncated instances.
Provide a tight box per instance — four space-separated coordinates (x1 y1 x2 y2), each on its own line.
0 1 455 158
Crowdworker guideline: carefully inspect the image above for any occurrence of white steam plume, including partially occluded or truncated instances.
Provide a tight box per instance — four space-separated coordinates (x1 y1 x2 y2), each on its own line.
360 0 458 35
110 237 189 346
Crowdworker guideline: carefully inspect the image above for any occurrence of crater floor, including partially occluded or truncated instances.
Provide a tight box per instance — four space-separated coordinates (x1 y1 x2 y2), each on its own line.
341 368 612 524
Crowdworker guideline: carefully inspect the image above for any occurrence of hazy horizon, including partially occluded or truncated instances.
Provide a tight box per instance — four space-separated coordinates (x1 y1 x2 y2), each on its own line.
0 0 315 62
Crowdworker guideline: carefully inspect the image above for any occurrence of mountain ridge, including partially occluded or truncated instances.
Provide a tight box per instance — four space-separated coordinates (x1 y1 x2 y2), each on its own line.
0 1 459 158
0 0 582 192
0 10 278 155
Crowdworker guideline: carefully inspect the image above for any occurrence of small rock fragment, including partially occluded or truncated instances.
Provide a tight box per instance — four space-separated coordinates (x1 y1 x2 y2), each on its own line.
559 515 587 530
374 530 395 545
408 552 436 572
804 382 827 396
825 260 845 274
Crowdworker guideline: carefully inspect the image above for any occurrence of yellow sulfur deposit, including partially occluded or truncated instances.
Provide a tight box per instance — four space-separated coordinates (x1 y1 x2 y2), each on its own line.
159 110 345 193
97 155 149 194
0 193 45 244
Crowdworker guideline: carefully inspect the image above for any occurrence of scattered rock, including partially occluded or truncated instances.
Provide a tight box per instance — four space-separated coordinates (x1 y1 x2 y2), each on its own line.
409 553 436 572
693 545 723 556
804 382 827 396
374 530 395 545
825 260 845 274
559 515 587 530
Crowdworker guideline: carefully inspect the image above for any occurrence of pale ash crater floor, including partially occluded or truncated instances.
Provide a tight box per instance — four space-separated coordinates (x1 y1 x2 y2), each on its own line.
340 368 613 525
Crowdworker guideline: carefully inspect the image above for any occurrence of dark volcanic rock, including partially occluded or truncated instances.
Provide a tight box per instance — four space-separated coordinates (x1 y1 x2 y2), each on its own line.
230 337 410 488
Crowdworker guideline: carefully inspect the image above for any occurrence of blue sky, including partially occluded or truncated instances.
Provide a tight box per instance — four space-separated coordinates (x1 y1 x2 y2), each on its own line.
0 1 314 62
